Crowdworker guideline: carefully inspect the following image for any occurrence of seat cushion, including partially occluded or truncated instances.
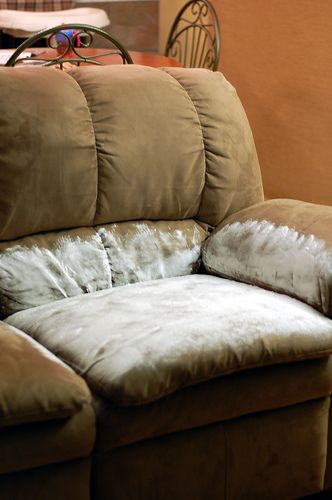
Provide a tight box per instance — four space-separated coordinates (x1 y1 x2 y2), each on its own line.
6 275 332 407
92 356 332 452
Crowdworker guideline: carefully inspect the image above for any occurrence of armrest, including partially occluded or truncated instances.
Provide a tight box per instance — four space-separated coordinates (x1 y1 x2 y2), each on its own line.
202 198 332 316
0 321 91 427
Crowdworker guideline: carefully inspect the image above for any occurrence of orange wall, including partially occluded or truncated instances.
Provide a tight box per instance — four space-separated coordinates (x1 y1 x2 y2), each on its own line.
159 1 332 205
159 0 184 51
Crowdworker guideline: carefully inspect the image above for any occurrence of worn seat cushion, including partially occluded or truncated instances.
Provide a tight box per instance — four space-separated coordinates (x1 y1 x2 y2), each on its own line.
6 275 332 407
0 322 91 427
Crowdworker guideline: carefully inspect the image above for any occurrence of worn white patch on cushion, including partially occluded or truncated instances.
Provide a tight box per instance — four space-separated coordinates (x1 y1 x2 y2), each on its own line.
6 275 332 406
98 222 203 286
203 219 332 315
0 235 112 318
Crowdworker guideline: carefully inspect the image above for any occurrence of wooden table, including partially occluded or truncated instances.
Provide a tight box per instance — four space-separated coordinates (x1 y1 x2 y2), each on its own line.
30 48 182 68
126 51 180 68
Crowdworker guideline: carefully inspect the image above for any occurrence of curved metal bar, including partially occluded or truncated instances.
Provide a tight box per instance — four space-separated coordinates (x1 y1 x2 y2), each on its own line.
165 0 220 71
5 23 133 67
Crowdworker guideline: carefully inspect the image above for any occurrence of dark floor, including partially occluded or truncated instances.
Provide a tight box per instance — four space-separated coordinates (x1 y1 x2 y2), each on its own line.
301 492 332 499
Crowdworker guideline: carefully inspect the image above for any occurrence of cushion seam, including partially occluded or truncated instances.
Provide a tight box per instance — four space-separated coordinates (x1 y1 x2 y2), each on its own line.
96 350 332 407
66 71 99 225
161 69 207 218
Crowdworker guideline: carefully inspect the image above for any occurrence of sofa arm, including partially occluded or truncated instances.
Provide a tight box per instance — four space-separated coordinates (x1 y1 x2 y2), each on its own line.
0 321 91 427
202 198 332 316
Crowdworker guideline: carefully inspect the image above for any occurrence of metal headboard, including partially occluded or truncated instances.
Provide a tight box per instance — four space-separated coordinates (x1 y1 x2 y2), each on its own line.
5 23 133 68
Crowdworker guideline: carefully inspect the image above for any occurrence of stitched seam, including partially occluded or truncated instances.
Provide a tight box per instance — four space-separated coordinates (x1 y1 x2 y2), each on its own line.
106 350 332 407
161 69 207 218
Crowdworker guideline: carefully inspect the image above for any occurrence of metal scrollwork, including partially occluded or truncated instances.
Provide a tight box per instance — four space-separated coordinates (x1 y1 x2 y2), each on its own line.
5 23 133 68
165 0 220 71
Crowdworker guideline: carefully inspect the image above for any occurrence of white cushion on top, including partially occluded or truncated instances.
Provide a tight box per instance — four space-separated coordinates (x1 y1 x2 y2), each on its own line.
6 275 332 407
0 8 110 33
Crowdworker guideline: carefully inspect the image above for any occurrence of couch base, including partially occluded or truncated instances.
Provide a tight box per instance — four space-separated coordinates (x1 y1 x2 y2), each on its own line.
0 457 91 500
92 398 329 500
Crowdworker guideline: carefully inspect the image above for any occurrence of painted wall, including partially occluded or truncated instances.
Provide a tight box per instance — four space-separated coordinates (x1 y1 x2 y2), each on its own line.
159 0 332 205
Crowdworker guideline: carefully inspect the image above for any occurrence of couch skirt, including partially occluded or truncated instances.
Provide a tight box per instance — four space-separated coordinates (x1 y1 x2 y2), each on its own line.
92 398 329 500
0 457 91 500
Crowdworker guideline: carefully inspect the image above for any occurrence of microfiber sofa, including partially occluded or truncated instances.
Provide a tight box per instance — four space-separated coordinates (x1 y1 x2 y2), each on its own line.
1 64 332 500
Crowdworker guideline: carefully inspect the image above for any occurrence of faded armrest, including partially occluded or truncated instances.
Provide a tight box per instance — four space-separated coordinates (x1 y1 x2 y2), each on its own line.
0 321 91 427
203 198 332 316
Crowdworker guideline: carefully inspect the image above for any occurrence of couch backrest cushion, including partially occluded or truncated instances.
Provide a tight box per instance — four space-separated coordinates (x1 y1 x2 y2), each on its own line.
0 65 263 242
0 228 112 318
0 67 97 241
97 220 207 286
0 220 205 317
160 68 264 227
68 65 205 225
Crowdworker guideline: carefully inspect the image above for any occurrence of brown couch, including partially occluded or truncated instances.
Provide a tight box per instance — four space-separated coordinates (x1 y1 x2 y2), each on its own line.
1 64 332 500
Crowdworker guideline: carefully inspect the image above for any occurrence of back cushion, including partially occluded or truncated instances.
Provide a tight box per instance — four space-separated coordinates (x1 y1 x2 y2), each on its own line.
68 65 205 224
0 67 97 241
0 65 263 241
97 220 207 286
0 221 206 318
0 228 111 319
0 65 263 315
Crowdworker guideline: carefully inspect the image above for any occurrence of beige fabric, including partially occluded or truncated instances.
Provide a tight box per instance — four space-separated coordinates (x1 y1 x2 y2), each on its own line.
224 397 329 499
0 404 94 474
92 399 328 500
92 420 227 500
7 275 332 406
325 401 332 489
203 198 332 316
0 458 91 500
0 65 263 240
92 356 332 451
0 67 97 241
0 405 95 474
97 220 207 286
0 228 111 318
161 68 264 225
0 321 91 427
69 65 205 224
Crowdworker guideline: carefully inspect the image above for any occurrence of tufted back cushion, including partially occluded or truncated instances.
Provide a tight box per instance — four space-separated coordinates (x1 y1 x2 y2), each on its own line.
0 65 263 242
0 221 207 318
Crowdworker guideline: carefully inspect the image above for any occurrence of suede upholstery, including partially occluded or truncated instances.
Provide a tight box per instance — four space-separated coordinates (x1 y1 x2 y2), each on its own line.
92 399 329 500
0 405 95 474
0 67 97 241
0 228 111 318
203 198 332 316
92 357 332 452
7 275 332 406
0 65 263 242
0 65 332 499
0 322 91 427
0 458 91 500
